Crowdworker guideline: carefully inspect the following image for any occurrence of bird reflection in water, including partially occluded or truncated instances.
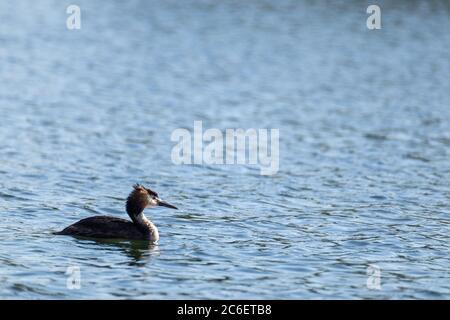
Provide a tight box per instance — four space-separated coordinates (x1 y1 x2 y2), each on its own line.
74 237 160 266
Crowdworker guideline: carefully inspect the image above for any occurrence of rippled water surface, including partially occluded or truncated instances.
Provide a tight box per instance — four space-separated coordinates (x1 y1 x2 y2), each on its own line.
0 0 449 299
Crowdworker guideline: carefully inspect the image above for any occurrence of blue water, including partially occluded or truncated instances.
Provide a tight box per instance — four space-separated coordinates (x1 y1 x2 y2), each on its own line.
0 0 449 299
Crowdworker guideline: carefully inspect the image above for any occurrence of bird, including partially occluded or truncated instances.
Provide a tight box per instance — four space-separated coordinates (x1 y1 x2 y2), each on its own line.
55 184 177 242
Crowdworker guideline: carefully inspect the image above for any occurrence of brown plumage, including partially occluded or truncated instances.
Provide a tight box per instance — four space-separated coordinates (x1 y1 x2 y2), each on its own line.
55 215 148 240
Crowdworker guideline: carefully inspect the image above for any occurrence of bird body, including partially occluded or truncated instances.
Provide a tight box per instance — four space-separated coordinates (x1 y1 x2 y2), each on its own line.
55 216 157 241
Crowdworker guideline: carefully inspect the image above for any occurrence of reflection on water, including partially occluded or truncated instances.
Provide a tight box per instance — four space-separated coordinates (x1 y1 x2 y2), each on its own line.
71 237 160 266
0 0 449 299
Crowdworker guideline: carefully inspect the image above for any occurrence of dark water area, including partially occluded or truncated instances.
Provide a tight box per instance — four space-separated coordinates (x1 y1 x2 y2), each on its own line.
0 0 449 298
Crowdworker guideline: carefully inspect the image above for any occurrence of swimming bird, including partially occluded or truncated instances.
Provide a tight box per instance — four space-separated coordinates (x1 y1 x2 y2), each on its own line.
55 184 177 242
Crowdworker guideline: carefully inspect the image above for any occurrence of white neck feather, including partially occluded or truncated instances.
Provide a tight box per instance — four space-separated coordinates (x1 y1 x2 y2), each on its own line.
135 212 159 243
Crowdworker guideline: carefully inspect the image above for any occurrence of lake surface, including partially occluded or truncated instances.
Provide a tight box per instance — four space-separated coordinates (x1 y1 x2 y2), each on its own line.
0 0 449 299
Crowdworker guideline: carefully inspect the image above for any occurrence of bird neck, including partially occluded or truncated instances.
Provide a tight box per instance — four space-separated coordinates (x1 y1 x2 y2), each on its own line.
134 211 159 243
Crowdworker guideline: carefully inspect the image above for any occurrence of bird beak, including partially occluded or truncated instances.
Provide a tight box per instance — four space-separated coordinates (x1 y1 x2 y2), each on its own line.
157 198 178 209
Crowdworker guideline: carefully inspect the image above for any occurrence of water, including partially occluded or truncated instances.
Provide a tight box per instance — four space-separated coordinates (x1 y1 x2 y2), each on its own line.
0 0 449 299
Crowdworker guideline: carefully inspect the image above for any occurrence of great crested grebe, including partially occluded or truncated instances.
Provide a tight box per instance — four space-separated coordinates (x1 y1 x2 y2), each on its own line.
55 184 177 242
